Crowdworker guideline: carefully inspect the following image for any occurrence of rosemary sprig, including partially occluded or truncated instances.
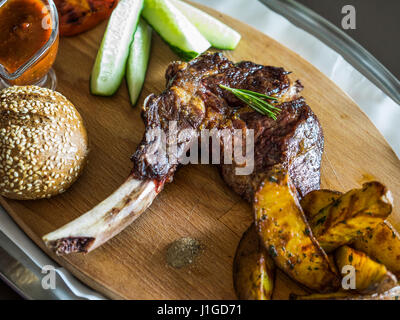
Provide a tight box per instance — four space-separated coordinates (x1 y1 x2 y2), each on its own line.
219 84 281 120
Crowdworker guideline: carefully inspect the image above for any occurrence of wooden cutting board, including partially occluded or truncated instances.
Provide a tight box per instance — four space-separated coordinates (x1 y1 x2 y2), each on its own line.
2 2 400 300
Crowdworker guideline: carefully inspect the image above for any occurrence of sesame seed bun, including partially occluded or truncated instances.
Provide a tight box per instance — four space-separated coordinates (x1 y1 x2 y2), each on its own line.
0 86 89 200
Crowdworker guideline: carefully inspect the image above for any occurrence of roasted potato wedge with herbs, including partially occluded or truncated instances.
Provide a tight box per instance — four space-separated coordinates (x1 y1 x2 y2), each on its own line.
233 224 275 300
254 167 340 292
353 221 400 278
335 246 398 294
309 182 393 252
301 189 342 219
291 286 400 300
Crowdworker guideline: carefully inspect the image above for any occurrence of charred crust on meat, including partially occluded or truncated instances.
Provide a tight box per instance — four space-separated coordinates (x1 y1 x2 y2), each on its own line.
131 52 323 200
46 237 95 255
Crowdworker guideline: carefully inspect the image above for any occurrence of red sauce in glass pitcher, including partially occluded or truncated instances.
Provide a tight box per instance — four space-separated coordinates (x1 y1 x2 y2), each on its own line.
0 0 58 84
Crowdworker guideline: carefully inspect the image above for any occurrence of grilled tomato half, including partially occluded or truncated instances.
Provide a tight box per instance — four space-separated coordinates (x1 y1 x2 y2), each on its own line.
55 0 118 36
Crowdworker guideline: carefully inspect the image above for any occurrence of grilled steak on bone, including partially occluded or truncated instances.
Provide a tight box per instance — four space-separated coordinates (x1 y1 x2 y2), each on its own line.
43 52 323 255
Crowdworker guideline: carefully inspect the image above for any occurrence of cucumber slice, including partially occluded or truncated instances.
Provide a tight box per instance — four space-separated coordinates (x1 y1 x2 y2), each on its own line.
90 0 144 96
126 19 152 106
142 0 211 60
170 0 241 50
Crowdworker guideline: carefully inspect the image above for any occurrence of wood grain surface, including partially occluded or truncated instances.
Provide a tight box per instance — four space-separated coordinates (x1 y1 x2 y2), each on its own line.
1 2 400 299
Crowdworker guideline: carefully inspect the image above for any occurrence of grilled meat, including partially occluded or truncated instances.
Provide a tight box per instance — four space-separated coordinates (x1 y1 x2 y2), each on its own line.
43 52 323 254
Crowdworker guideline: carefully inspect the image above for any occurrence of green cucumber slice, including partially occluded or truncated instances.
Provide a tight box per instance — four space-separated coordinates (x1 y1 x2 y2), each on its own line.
90 0 144 96
126 19 152 106
170 0 241 50
142 0 211 60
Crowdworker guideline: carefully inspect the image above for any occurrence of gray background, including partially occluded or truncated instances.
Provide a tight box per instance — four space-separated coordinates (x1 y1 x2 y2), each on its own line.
1 0 399 299
297 0 400 79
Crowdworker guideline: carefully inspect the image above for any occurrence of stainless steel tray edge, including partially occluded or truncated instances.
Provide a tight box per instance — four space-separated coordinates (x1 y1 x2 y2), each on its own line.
259 0 400 105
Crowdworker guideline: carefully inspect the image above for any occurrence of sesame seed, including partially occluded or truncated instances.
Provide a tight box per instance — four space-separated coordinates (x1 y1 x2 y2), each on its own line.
0 86 88 199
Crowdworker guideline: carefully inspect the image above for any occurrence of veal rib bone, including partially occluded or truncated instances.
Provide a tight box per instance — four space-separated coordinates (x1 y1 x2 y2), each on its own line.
43 177 158 254
43 54 233 255
43 52 320 255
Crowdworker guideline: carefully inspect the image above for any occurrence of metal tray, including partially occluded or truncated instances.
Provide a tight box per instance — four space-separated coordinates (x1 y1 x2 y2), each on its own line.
261 0 400 105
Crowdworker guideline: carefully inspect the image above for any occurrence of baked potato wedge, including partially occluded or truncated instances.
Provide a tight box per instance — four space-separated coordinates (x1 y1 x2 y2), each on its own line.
254 167 340 292
335 245 398 294
301 189 342 219
353 221 400 278
233 224 275 300
309 182 393 252
291 286 400 300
